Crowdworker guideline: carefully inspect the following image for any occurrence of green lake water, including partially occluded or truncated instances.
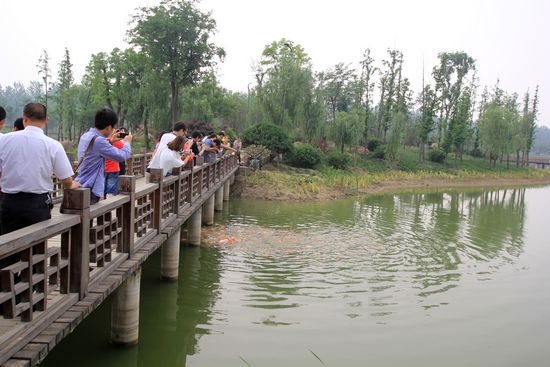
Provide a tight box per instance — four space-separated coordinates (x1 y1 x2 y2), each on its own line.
42 186 550 367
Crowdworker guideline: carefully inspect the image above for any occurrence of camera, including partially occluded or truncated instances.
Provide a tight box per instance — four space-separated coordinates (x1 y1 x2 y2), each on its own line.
118 132 129 138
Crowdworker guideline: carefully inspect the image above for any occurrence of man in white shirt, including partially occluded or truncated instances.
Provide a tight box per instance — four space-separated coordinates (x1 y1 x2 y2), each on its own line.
147 122 187 171
0 103 80 235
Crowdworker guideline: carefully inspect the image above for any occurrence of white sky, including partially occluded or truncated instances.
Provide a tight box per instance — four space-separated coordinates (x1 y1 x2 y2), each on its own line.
1 0 548 125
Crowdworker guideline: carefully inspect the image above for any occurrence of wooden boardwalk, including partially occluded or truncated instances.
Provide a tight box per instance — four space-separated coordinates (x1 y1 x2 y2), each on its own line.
0 154 239 366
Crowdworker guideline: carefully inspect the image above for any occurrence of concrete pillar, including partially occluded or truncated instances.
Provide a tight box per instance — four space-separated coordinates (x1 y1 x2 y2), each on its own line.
111 267 141 346
223 180 230 202
214 186 224 212
202 194 215 226
230 174 235 185
161 228 181 281
187 209 202 246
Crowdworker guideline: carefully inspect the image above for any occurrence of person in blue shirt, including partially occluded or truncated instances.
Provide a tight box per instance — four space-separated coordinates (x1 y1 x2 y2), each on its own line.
75 108 133 204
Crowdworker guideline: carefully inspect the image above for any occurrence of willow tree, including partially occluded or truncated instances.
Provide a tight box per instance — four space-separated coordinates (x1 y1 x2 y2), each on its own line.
254 39 321 141
129 0 225 123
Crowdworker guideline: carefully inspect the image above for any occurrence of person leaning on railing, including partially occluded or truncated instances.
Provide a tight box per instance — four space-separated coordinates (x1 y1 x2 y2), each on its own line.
0 103 80 235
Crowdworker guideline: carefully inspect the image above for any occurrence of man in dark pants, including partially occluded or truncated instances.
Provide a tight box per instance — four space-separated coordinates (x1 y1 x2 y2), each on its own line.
0 103 80 235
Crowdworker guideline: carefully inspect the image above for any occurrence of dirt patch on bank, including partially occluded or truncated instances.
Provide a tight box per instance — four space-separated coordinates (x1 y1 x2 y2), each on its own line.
232 168 550 201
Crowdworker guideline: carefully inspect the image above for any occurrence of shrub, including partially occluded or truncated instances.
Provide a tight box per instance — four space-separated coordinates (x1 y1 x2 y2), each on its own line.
470 148 484 158
429 148 447 163
326 150 352 170
242 123 293 156
287 144 323 169
367 138 382 152
371 145 386 159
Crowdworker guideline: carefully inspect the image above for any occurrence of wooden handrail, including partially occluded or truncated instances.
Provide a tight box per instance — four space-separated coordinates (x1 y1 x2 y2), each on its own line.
0 153 238 341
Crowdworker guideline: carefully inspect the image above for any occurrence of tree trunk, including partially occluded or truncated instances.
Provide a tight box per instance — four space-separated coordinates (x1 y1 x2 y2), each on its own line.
170 78 179 124
143 108 150 151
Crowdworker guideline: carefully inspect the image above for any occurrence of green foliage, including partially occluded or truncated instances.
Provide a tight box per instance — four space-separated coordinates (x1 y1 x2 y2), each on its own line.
325 150 352 170
242 123 292 155
478 102 518 165
429 148 447 163
366 137 382 152
372 145 386 159
470 148 484 158
128 0 225 122
223 127 238 142
386 112 406 160
331 109 364 153
287 144 323 169
254 38 322 142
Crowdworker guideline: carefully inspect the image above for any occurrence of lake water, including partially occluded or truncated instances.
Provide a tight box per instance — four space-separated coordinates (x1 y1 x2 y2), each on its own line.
42 186 550 367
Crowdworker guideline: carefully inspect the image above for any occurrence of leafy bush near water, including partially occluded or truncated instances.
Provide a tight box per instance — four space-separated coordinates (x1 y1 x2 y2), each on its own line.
371 145 386 159
429 148 447 163
243 123 293 156
287 144 323 169
367 138 383 152
325 150 352 170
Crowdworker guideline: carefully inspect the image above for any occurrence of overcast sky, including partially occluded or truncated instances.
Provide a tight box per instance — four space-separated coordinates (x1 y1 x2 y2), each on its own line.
1 0 548 125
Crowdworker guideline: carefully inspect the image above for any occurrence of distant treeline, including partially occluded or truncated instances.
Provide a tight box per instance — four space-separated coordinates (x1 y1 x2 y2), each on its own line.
0 0 542 167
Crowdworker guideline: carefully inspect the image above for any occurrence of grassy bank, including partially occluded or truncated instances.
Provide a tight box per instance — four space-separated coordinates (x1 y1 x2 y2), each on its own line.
235 147 550 201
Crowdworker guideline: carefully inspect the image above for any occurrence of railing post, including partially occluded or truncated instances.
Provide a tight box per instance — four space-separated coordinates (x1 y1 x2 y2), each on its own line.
172 167 182 216
62 188 91 299
197 166 203 197
149 168 164 233
119 175 136 257
186 167 194 205
141 148 147 176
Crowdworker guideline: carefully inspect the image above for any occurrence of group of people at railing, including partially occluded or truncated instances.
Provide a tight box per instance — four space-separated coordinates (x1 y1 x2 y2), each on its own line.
0 103 242 237
148 122 240 178
0 102 238 330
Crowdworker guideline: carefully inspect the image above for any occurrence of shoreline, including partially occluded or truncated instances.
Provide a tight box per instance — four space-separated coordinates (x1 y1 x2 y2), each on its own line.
233 169 550 201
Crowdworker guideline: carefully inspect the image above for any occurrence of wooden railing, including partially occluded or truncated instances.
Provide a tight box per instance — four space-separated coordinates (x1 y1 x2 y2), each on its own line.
0 154 238 364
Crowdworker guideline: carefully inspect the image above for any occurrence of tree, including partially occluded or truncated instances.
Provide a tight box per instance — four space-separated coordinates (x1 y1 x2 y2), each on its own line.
55 48 74 140
128 0 225 123
417 85 437 162
323 63 355 123
253 39 318 139
358 49 377 142
330 109 364 153
523 86 539 165
432 52 476 144
378 49 404 140
37 50 52 134
386 112 407 161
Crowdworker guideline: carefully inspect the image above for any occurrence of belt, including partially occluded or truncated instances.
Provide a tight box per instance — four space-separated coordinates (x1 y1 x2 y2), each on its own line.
2 192 49 198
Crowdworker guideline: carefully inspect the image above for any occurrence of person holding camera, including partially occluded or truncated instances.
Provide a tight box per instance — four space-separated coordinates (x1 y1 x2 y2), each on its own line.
75 108 132 205
104 127 128 197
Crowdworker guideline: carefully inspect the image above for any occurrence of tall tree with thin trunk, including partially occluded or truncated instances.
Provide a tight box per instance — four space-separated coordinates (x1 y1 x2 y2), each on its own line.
359 48 377 142
37 50 51 135
55 47 74 140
